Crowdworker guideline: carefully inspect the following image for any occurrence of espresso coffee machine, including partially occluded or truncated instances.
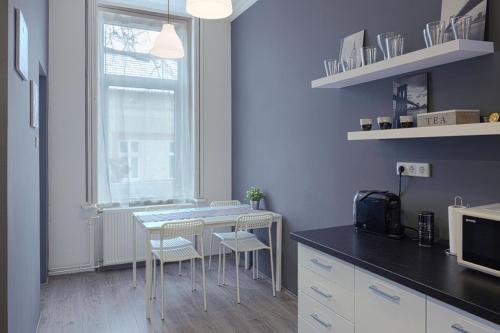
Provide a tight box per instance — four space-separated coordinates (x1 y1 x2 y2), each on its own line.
353 190 404 239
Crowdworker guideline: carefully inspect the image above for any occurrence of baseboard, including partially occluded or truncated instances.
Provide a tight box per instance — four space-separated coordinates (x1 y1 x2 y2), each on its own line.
36 312 41 333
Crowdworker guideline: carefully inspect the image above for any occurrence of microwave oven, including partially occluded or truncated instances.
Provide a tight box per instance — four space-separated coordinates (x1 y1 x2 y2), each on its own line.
456 204 500 278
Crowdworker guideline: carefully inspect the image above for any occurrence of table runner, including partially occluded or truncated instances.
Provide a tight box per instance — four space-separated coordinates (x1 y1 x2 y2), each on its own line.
134 205 256 223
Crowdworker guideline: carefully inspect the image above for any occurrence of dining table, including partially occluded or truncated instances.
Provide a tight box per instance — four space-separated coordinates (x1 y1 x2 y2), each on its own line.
132 205 283 319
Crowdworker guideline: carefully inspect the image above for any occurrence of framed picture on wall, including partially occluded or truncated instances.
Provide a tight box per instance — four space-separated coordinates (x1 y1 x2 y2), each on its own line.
30 80 39 128
15 8 29 80
441 0 487 41
392 73 428 128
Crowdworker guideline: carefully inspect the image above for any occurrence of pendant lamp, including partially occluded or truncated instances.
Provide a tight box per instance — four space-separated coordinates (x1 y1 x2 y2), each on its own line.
151 0 185 59
186 0 233 20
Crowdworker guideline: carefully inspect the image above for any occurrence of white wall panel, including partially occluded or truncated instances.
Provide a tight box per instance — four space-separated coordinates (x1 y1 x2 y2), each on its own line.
200 20 232 203
49 0 95 272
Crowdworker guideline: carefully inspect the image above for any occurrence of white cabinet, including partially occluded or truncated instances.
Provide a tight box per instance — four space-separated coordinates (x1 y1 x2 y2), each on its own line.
296 244 499 333
298 265 354 322
298 244 355 333
299 291 354 333
427 298 500 333
354 267 426 333
298 244 354 291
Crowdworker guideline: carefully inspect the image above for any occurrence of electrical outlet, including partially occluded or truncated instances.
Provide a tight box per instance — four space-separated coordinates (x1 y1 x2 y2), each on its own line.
396 162 431 178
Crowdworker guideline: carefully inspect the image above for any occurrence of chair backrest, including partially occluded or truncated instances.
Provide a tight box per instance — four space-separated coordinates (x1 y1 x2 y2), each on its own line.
235 214 273 232
160 219 205 242
234 214 273 250
158 219 205 259
210 200 241 208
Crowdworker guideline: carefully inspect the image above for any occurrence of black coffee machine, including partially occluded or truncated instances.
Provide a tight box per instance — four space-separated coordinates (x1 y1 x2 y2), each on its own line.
353 190 404 239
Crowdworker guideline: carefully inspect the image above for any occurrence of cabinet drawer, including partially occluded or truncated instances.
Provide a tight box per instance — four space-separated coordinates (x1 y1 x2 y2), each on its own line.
299 316 319 333
299 292 354 333
298 244 354 291
427 298 500 333
298 265 354 322
354 267 426 333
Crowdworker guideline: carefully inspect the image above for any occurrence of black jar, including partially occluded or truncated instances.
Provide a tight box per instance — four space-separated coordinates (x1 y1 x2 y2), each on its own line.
418 211 434 247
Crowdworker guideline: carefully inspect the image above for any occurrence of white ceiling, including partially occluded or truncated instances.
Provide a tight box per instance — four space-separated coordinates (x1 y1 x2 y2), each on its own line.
99 0 258 21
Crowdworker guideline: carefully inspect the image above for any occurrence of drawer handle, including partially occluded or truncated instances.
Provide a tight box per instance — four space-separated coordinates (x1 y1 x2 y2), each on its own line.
310 258 333 271
368 284 400 302
451 324 470 333
310 313 332 328
310 285 333 299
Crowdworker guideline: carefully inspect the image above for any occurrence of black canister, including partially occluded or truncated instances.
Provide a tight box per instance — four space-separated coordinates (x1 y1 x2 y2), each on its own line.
418 211 434 247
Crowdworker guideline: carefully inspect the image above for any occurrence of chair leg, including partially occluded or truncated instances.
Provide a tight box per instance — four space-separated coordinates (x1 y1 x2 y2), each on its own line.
269 248 276 297
222 249 226 285
252 251 256 280
178 261 182 275
160 262 165 320
208 229 213 269
235 251 241 304
191 259 195 291
201 256 207 311
153 256 157 299
256 250 259 279
217 244 222 286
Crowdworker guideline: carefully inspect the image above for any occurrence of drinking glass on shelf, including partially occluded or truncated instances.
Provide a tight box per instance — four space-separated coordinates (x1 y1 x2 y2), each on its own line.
360 47 377 66
323 59 339 76
341 57 354 72
385 34 405 59
377 32 397 60
425 20 446 47
423 29 430 48
451 15 472 40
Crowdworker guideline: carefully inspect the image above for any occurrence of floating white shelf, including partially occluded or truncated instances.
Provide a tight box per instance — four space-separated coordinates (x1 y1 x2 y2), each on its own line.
312 39 494 89
347 123 500 141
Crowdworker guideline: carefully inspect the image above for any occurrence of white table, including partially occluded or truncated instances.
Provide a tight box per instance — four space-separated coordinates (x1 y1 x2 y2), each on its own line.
132 207 283 319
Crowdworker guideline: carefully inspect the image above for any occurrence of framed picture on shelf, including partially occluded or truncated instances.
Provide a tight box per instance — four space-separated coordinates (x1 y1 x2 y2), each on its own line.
393 73 428 128
15 8 29 80
339 30 365 71
441 0 487 41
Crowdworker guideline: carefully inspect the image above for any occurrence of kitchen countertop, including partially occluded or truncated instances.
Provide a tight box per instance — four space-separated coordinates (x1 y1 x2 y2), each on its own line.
290 225 500 325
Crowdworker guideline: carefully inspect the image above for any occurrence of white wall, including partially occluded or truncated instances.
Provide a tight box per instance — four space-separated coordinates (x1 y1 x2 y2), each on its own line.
200 20 232 202
48 0 232 274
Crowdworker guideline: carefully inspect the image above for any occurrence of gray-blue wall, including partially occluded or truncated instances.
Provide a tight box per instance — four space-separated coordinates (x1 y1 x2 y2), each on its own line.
4 0 48 331
231 0 500 294
0 1 8 331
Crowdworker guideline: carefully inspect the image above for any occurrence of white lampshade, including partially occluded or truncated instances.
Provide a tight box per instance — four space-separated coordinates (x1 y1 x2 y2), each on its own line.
186 0 233 20
151 24 185 59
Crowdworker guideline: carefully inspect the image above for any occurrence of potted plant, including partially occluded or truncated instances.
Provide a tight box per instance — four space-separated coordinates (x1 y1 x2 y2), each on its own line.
246 186 264 210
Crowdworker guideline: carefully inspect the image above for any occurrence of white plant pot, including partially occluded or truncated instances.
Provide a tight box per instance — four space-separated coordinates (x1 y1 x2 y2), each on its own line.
250 200 260 210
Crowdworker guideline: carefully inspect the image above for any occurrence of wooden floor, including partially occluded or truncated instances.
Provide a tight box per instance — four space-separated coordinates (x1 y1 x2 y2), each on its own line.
39 255 298 333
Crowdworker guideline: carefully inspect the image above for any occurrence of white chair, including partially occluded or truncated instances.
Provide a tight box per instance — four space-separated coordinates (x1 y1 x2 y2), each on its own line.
208 200 245 269
151 236 191 298
218 214 275 304
151 219 207 319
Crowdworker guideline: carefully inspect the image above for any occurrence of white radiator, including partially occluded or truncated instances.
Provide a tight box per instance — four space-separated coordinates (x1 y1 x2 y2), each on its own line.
102 204 194 266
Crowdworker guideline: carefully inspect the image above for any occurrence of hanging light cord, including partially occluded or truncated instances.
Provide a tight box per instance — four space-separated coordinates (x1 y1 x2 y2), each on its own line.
167 0 170 24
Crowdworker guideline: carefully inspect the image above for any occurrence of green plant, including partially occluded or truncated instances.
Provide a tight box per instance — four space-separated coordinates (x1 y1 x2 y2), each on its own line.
246 186 264 202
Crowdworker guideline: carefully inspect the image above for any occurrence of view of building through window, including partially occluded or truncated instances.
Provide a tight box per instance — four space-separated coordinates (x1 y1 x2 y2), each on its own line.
96 9 194 206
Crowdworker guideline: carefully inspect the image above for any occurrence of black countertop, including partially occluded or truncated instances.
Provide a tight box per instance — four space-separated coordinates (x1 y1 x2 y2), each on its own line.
290 225 500 325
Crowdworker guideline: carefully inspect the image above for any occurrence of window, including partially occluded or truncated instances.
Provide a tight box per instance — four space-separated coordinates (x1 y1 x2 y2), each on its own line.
95 7 195 206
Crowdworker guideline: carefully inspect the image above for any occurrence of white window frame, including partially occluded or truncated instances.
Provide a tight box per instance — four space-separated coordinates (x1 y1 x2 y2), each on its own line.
85 0 201 205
